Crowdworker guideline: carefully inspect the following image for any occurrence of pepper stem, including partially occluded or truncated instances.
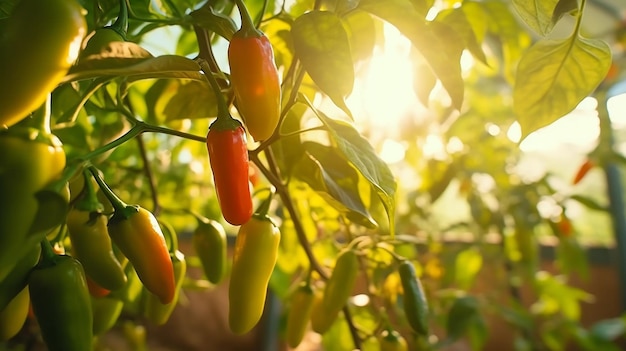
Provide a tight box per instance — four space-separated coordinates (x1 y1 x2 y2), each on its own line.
197 59 232 122
234 0 262 37
75 169 105 212
255 190 274 217
39 240 59 268
111 0 129 39
88 165 137 222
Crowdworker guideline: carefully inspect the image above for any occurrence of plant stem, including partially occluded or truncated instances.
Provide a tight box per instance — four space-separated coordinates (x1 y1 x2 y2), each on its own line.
136 135 160 216
112 0 129 39
234 0 261 36
197 59 231 120
343 306 362 350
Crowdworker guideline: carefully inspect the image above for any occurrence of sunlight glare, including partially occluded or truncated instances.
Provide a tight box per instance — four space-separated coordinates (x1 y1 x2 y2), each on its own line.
422 134 446 160
607 93 626 129
349 23 418 129
351 294 370 307
379 139 406 164
507 122 522 143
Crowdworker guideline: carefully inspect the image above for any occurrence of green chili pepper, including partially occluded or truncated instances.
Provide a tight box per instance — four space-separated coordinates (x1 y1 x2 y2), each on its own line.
28 241 93 351
398 260 429 336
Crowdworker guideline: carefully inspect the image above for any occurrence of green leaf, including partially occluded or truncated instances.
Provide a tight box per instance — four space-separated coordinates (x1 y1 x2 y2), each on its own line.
359 0 465 109
292 11 355 117
295 142 377 228
151 79 218 121
304 101 397 235
411 48 437 107
512 0 560 36
436 8 488 65
29 190 69 235
454 248 483 290
64 55 203 83
513 36 611 139
478 1 532 83
552 0 579 25
342 9 377 63
188 7 238 40
446 295 480 340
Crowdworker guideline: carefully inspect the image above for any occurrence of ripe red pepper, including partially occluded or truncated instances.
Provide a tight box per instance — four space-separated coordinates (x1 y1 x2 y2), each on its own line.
206 118 253 225
228 0 281 142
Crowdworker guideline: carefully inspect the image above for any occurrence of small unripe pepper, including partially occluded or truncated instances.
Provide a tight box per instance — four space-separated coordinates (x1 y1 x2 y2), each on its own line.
285 280 315 348
228 0 281 142
398 260 429 336
192 216 227 284
313 249 358 334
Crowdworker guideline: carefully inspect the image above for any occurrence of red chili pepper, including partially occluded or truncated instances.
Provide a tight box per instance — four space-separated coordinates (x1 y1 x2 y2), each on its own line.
206 118 253 225
572 159 594 185
228 0 281 142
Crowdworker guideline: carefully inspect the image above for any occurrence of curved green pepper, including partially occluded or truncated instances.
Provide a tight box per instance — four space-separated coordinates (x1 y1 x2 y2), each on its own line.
285 282 315 348
28 242 93 351
142 250 186 325
0 287 30 340
0 243 40 312
92 295 123 335
312 249 358 334
0 128 65 281
192 218 227 285
67 209 127 290
398 260 429 336
228 214 280 334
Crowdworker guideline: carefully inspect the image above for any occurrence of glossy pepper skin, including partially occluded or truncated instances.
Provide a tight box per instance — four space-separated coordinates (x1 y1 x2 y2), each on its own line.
228 33 281 142
91 295 123 335
0 129 65 281
192 218 227 284
28 248 93 351
108 206 176 304
0 287 30 340
398 260 429 336
206 121 253 225
228 215 280 334
285 282 315 348
0 244 40 312
67 209 127 290
0 0 86 128
142 250 186 325
312 249 358 334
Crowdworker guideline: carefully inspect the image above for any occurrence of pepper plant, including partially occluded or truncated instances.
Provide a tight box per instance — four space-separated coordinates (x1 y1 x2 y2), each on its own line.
0 0 625 350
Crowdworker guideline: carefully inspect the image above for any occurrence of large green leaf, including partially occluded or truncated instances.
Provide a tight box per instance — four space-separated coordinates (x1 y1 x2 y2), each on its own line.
342 9 377 63
436 8 488 65
64 54 203 83
188 7 237 40
513 36 611 139
295 142 377 228
358 0 465 109
512 0 560 36
304 99 397 234
292 11 354 117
